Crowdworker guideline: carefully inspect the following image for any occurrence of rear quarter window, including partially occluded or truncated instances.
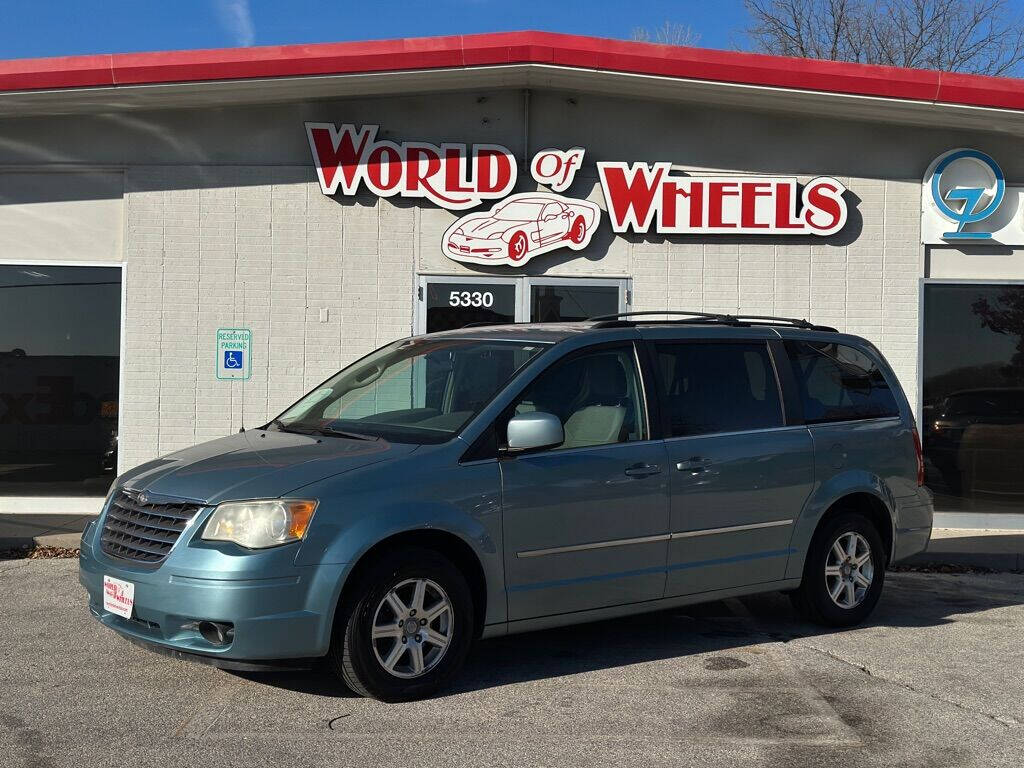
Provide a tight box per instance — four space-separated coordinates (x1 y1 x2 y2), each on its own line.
784 340 899 424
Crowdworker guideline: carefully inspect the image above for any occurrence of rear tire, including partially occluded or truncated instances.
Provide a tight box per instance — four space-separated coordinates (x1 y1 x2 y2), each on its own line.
568 216 587 244
790 512 886 627
328 547 474 701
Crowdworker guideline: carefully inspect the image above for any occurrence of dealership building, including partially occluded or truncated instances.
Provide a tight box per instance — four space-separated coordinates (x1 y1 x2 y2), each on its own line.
2 31 1024 526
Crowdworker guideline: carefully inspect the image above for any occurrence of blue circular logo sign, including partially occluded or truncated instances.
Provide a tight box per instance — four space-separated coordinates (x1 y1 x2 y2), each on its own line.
930 149 1005 239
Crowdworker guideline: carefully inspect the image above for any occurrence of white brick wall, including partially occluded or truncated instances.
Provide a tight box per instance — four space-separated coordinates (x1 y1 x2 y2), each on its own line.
119 167 414 471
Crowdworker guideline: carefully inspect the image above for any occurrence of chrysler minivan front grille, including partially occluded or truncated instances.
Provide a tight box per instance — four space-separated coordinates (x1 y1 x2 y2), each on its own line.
100 491 203 564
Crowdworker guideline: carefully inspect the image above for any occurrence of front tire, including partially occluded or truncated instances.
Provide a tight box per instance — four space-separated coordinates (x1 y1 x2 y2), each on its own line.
507 230 528 262
790 512 886 627
328 547 474 701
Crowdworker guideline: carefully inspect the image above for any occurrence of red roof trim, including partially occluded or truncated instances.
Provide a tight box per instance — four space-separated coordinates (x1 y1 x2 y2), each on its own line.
0 30 1022 112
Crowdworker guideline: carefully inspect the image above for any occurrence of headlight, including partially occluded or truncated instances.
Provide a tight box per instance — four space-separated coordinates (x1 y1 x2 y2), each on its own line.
201 499 318 549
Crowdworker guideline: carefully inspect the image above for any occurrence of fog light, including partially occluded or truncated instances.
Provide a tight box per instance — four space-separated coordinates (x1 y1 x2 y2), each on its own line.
197 621 234 646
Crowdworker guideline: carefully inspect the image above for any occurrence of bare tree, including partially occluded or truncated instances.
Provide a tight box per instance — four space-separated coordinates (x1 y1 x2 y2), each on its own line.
745 0 1024 76
631 21 702 47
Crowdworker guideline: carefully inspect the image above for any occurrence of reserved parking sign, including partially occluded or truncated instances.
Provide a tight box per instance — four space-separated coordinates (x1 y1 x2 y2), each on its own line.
216 328 252 380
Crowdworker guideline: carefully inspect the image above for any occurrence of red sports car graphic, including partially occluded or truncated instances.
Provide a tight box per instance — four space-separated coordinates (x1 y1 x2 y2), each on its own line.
442 192 601 267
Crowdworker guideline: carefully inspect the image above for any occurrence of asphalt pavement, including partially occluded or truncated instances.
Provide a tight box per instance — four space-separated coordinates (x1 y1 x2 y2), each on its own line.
1 559 1022 768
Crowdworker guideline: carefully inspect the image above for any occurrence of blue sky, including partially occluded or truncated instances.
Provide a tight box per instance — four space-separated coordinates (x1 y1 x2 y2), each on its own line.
0 1 750 59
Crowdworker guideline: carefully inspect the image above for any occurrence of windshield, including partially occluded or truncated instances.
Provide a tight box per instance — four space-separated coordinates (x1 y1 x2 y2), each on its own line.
271 338 547 444
494 202 544 221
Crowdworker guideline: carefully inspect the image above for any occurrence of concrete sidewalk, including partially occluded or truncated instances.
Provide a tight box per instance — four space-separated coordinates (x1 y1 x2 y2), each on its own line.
0 513 99 549
903 527 1024 571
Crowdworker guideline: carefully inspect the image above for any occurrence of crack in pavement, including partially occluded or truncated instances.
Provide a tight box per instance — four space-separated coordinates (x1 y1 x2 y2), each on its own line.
689 604 1024 735
0 560 33 577
797 642 1022 730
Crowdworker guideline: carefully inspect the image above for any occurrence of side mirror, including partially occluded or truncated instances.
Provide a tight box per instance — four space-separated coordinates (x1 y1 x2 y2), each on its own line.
506 411 564 452
543 213 557 222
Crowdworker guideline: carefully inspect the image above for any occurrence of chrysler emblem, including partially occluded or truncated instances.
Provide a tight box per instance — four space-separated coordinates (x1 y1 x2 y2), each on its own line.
137 492 149 505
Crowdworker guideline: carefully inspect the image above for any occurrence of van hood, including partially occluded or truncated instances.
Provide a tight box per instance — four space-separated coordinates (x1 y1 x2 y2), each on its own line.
116 430 418 504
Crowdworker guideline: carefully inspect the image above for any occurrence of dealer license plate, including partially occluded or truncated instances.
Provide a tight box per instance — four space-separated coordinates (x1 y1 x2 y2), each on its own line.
103 575 135 619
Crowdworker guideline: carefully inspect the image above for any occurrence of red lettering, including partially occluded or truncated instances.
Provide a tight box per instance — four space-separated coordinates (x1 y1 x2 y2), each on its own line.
740 182 773 229
598 163 667 232
476 148 515 195
774 183 805 229
309 125 372 194
659 181 703 229
532 152 561 181
443 147 473 195
804 180 846 232
688 182 704 228
365 145 402 191
708 182 740 229
405 145 441 195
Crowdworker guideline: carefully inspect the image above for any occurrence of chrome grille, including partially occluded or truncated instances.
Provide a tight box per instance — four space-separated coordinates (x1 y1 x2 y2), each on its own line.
100 491 203 565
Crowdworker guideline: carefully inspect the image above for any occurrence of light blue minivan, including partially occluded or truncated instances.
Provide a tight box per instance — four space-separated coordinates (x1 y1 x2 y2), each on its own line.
80 312 932 700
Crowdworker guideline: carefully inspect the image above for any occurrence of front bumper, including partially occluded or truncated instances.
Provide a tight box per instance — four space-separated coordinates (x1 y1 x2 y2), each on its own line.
79 521 349 662
446 235 504 258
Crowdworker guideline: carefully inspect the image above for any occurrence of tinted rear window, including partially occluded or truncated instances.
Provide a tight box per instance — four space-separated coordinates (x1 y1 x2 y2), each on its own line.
784 340 899 424
655 342 784 437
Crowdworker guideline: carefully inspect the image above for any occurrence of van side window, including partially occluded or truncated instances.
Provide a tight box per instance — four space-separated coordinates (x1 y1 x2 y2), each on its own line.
784 340 899 423
508 345 647 449
655 342 783 437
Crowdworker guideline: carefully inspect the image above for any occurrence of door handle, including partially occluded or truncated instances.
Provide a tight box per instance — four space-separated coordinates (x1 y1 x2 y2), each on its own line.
624 463 662 478
676 457 712 473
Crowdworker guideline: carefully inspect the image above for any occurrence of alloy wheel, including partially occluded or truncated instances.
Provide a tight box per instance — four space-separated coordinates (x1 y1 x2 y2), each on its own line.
824 531 874 609
371 578 454 679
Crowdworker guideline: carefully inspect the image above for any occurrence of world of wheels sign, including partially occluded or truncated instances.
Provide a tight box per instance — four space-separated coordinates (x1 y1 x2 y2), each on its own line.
306 122 849 268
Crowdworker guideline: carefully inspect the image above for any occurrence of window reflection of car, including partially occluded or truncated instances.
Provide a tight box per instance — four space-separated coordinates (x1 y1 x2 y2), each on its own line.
925 388 1024 496
443 193 600 266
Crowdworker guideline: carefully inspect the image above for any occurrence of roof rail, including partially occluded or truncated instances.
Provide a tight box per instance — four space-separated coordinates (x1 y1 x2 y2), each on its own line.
587 310 837 332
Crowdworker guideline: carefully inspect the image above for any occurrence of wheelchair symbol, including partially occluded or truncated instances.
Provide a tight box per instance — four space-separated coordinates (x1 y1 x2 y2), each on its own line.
224 350 244 370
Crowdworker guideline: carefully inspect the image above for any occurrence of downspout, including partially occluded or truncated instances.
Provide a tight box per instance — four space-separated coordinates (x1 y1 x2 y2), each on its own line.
522 88 531 173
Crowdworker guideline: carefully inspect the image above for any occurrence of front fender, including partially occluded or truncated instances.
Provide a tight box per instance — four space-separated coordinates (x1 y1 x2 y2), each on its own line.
785 469 896 580
315 501 498 565
290 453 505 631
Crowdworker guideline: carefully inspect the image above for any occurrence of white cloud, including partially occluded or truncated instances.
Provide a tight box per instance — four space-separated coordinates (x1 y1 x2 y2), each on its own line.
214 0 255 47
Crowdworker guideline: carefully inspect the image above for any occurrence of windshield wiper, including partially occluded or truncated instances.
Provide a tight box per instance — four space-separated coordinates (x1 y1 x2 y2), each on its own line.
264 418 378 441
316 425 379 441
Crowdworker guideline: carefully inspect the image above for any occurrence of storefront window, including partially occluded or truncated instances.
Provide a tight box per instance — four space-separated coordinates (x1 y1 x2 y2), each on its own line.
0 265 121 496
922 283 1024 514
530 284 619 323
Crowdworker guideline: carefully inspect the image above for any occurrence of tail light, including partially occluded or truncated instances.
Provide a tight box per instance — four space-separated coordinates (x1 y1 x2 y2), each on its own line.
911 427 925 486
